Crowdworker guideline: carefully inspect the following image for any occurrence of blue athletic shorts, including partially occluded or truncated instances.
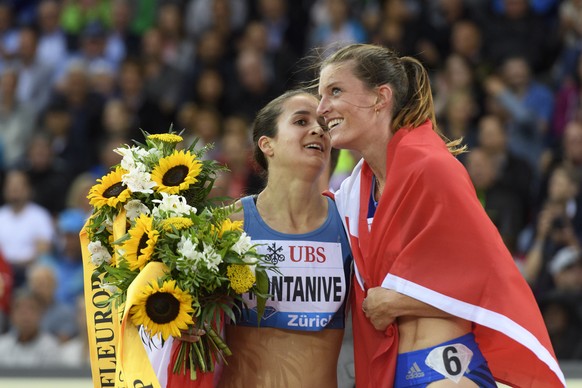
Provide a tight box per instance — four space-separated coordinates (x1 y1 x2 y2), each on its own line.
395 333 497 387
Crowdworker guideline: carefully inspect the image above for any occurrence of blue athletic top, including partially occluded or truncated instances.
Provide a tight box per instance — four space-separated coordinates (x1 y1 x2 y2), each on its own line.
233 195 353 331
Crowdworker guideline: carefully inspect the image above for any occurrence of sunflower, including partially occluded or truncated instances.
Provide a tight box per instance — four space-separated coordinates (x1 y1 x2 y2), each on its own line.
123 214 159 271
148 133 183 143
151 150 202 194
130 279 194 340
87 167 132 209
218 219 244 238
159 217 194 232
227 264 256 294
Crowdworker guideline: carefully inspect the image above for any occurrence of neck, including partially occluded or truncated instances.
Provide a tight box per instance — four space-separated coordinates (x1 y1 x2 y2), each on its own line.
257 176 328 234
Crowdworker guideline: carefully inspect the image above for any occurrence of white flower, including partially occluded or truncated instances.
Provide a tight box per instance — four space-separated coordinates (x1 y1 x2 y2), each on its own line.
99 283 118 294
103 216 114 230
116 146 145 171
147 147 163 160
122 168 156 193
88 240 112 266
152 193 195 218
124 199 151 220
232 232 253 255
202 243 222 272
177 236 198 261
176 236 204 275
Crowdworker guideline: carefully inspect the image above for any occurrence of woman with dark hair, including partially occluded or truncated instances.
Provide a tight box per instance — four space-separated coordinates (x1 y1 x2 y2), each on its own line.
218 89 352 387
317 43 564 387
145 89 352 388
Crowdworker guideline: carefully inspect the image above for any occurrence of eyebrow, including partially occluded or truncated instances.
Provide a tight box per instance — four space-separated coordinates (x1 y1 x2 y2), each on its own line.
319 81 340 96
291 110 313 116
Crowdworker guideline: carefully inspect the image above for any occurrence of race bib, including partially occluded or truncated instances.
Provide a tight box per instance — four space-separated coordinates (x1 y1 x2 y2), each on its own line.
241 239 346 331
425 343 473 383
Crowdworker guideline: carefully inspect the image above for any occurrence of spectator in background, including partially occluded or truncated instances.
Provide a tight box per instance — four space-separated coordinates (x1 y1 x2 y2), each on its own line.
192 68 227 112
521 165 581 294
227 48 280 121
0 67 36 168
214 130 264 201
64 172 95 216
465 147 525 253
88 134 127 180
40 209 86 308
87 58 116 99
544 120 582 241
55 20 118 85
539 289 582 359
477 114 534 223
479 0 559 74
179 27 234 106
484 55 554 178
59 0 111 46
415 0 471 68
60 295 90 368
38 97 82 175
438 89 480 150
238 21 297 93
449 19 490 81
183 106 222 161
12 27 55 114
308 0 367 54
0 289 61 368
105 0 141 66
553 0 582 86
548 245 582 294
101 98 133 139
540 245 582 359
434 54 484 131
35 0 68 70
155 2 194 73
185 0 248 41
16 132 72 216
116 58 169 139
0 3 19 66
374 0 422 58
256 0 307 59
552 52 582 143
140 27 184 119
0 252 12 334
26 265 77 343
0 169 54 289
46 61 106 175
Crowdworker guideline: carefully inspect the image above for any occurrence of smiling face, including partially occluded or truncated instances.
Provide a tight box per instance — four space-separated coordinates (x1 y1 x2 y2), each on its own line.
317 62 379 151
265 94 330 173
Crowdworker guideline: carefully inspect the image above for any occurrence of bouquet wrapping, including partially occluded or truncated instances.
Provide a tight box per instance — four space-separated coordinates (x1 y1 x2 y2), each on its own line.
82 131 272 387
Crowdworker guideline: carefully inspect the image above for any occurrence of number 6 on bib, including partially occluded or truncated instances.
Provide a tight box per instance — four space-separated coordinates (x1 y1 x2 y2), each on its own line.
425 344 473 383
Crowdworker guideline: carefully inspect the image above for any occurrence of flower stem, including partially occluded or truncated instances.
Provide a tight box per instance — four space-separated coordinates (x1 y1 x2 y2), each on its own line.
204 323 232 356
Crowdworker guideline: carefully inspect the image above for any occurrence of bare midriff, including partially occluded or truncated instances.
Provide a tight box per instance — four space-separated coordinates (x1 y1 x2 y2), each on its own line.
397 315 472 353
398 317 479 387
218 325 344 388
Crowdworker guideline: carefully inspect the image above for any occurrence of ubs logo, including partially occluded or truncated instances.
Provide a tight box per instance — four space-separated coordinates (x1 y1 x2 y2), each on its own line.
265 242 285 264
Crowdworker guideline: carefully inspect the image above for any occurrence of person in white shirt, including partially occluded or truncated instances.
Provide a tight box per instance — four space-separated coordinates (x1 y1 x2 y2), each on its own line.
0 169 55 288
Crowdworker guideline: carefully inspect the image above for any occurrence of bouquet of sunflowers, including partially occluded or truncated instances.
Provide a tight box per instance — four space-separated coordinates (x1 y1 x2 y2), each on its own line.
83 131 272 384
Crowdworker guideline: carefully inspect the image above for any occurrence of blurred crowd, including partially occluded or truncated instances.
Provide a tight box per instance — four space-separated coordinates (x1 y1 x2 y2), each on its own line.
0 0 581 370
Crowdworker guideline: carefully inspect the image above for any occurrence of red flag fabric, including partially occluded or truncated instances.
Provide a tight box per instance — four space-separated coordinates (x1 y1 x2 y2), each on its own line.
329 120 565 387
166 339 215 388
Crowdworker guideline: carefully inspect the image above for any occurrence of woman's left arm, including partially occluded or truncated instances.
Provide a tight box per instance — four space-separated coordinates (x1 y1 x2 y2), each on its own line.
362 286 452 331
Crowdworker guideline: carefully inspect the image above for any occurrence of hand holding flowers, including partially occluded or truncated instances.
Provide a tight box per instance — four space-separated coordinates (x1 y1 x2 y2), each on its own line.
83 131 273 383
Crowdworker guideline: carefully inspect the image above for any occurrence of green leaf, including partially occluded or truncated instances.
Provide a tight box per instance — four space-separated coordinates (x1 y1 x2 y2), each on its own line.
255 267 269 326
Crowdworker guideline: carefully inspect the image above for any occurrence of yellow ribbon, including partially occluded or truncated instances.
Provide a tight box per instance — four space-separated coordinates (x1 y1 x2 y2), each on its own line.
119 261 169 388
81 210 126 388
83 210 169 388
